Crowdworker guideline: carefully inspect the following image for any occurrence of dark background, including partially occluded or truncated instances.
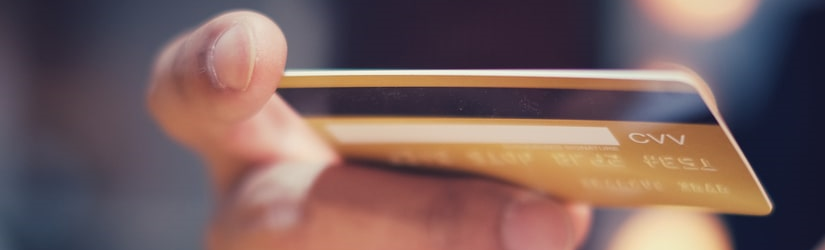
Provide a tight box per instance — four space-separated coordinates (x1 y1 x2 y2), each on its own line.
0 0 822 249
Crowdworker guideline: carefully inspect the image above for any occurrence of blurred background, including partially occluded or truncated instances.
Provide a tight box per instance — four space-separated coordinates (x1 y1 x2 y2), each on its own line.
0 0 823 249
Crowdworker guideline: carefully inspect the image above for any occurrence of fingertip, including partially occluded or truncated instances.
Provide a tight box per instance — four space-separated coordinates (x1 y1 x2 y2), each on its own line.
202 10 288 123
148 10 292 156
565 202 593 248
150 10 287 126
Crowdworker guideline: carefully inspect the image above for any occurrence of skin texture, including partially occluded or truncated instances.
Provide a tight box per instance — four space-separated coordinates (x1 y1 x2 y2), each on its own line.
147 10 592 250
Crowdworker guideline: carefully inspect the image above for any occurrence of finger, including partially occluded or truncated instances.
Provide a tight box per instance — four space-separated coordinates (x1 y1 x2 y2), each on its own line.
149 10 286 140
146 10 337 192
565 202 593 247
209 163 592 250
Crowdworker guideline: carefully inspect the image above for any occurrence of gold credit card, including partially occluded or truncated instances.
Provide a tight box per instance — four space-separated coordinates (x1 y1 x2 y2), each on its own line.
278 70 772 215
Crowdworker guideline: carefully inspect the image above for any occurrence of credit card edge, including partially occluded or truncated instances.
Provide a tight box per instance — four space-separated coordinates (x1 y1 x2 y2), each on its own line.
280 69 774 215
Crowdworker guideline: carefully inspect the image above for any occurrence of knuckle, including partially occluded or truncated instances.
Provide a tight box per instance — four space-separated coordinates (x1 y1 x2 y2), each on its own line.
207 201 305 250
422 178 518 249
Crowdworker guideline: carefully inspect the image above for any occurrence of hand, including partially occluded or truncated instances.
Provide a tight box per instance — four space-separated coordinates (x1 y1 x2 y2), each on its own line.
147 10 592 250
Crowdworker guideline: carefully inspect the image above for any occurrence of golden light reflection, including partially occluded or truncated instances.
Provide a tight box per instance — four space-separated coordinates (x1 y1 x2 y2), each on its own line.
609 210 732 250
635 0 759 39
